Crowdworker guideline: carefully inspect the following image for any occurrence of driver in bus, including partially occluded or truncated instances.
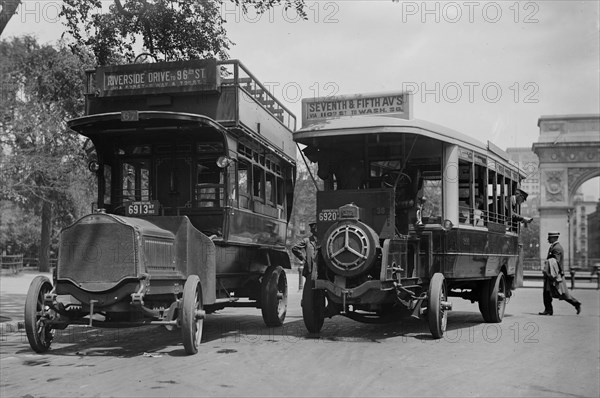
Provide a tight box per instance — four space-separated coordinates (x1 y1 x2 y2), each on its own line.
509 188 533 226
394 168 423 234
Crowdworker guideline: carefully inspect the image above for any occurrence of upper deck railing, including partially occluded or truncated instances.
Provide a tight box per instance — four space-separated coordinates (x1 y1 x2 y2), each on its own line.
218 60 296 131
83 59 296 131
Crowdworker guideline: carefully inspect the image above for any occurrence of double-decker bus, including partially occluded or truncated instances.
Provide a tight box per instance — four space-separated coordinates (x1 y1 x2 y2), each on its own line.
295 91 525 338
25 60 296 354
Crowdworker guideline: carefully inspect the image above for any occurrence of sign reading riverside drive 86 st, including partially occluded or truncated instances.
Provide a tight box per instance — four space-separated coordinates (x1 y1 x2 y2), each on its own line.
301 91 413 127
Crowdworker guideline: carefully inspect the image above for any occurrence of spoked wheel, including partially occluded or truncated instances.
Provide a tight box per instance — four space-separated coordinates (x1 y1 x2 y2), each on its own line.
261 266 288 327
24 275 55 353
181 275 204 355
427 273 449 339
302 279 326 333
480 272 507 323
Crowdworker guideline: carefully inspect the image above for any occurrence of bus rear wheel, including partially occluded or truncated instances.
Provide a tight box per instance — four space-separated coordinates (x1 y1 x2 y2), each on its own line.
479 272 507 323
302 279 325 333
427 273 448 339
261 266 288 327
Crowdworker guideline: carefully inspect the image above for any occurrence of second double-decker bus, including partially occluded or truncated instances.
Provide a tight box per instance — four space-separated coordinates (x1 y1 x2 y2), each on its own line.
24 59 296 354
295 91 526 338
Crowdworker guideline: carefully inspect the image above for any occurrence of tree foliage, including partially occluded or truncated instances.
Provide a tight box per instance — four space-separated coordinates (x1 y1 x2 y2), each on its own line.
60 0 307 65
0 36 96 265
520 218 540 259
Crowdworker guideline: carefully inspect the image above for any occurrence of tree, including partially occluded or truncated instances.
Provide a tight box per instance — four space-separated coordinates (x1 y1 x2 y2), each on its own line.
520 218 540 259
0 36 96 271
60 0 307 65
0 0 21 35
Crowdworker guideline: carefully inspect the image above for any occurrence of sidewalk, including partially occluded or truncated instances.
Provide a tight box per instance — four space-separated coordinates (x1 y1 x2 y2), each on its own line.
0 270 52 334
1 270 597 335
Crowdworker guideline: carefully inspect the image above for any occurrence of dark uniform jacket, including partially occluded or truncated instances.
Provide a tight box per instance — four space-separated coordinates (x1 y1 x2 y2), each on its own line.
292 235 318 278
547 241 564 276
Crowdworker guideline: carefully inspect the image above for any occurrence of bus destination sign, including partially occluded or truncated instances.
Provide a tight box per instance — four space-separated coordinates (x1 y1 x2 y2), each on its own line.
96 59 220 97
301 91 412 127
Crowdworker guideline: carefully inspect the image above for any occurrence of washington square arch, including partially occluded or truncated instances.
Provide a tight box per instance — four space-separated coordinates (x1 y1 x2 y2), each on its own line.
532 114 600 264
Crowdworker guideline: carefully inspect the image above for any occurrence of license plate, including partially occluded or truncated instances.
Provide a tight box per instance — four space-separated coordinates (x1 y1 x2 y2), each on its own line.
318 209 339 222
126 201 159 216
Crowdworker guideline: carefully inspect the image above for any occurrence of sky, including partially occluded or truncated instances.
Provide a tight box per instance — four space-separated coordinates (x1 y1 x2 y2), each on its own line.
2 0 599 198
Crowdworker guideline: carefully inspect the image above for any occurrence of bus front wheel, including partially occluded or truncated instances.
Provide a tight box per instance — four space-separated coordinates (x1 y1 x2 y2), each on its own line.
427 273 448 339
24 276 55 353
302 279 325 333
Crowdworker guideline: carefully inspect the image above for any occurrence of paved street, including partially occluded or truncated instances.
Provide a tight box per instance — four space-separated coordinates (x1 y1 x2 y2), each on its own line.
1 271 599 397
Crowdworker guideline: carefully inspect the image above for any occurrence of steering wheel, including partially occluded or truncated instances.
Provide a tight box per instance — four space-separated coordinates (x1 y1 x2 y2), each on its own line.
381 171 412 189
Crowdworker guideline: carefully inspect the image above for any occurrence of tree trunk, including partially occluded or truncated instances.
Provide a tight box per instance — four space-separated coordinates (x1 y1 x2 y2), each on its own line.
39 200 52 272
0 1 21 35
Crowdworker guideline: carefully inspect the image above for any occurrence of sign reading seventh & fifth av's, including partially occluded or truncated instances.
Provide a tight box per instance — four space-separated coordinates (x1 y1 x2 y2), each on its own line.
301 91 413 127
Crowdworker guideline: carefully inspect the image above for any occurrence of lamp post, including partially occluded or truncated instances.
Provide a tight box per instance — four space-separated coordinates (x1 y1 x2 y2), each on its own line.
567 208 574 289
567 208 572 270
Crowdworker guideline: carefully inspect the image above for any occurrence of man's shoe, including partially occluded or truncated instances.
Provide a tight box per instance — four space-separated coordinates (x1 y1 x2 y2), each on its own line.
538 311 553 315
575 303 581 315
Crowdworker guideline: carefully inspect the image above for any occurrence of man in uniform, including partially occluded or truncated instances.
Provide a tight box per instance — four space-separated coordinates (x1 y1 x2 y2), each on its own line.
539 231 582 315
291 222 318 280
510 188 534 225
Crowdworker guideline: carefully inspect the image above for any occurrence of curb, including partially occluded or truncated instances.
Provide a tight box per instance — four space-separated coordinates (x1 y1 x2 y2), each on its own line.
0 320 24 335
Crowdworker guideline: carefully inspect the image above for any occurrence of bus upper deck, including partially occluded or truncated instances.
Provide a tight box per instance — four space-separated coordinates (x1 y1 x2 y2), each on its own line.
69 59 297 246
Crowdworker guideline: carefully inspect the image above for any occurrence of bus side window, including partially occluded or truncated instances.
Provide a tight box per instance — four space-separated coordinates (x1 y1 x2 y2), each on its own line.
497 172 506 224
238 161 251 209
265 172 276 205
227 161 237 207
458 160 472 225
487 167 497 223
276 176 285 219
253 164 264 202
421 177 442 223
195 158 224 207
103 164 112 205
474 162 487 226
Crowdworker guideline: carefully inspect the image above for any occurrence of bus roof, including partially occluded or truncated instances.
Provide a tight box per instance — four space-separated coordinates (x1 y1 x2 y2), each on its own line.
295 115 486 150
294 115 523 174
68 111 229 138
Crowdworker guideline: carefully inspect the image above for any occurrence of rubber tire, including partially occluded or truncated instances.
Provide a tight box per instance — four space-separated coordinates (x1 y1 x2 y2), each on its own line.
478 280 491 322
302 279 326 333
427 273 447 339
482 273 507 323
181 275 203 355
261 266 288 327
24 275 54 353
